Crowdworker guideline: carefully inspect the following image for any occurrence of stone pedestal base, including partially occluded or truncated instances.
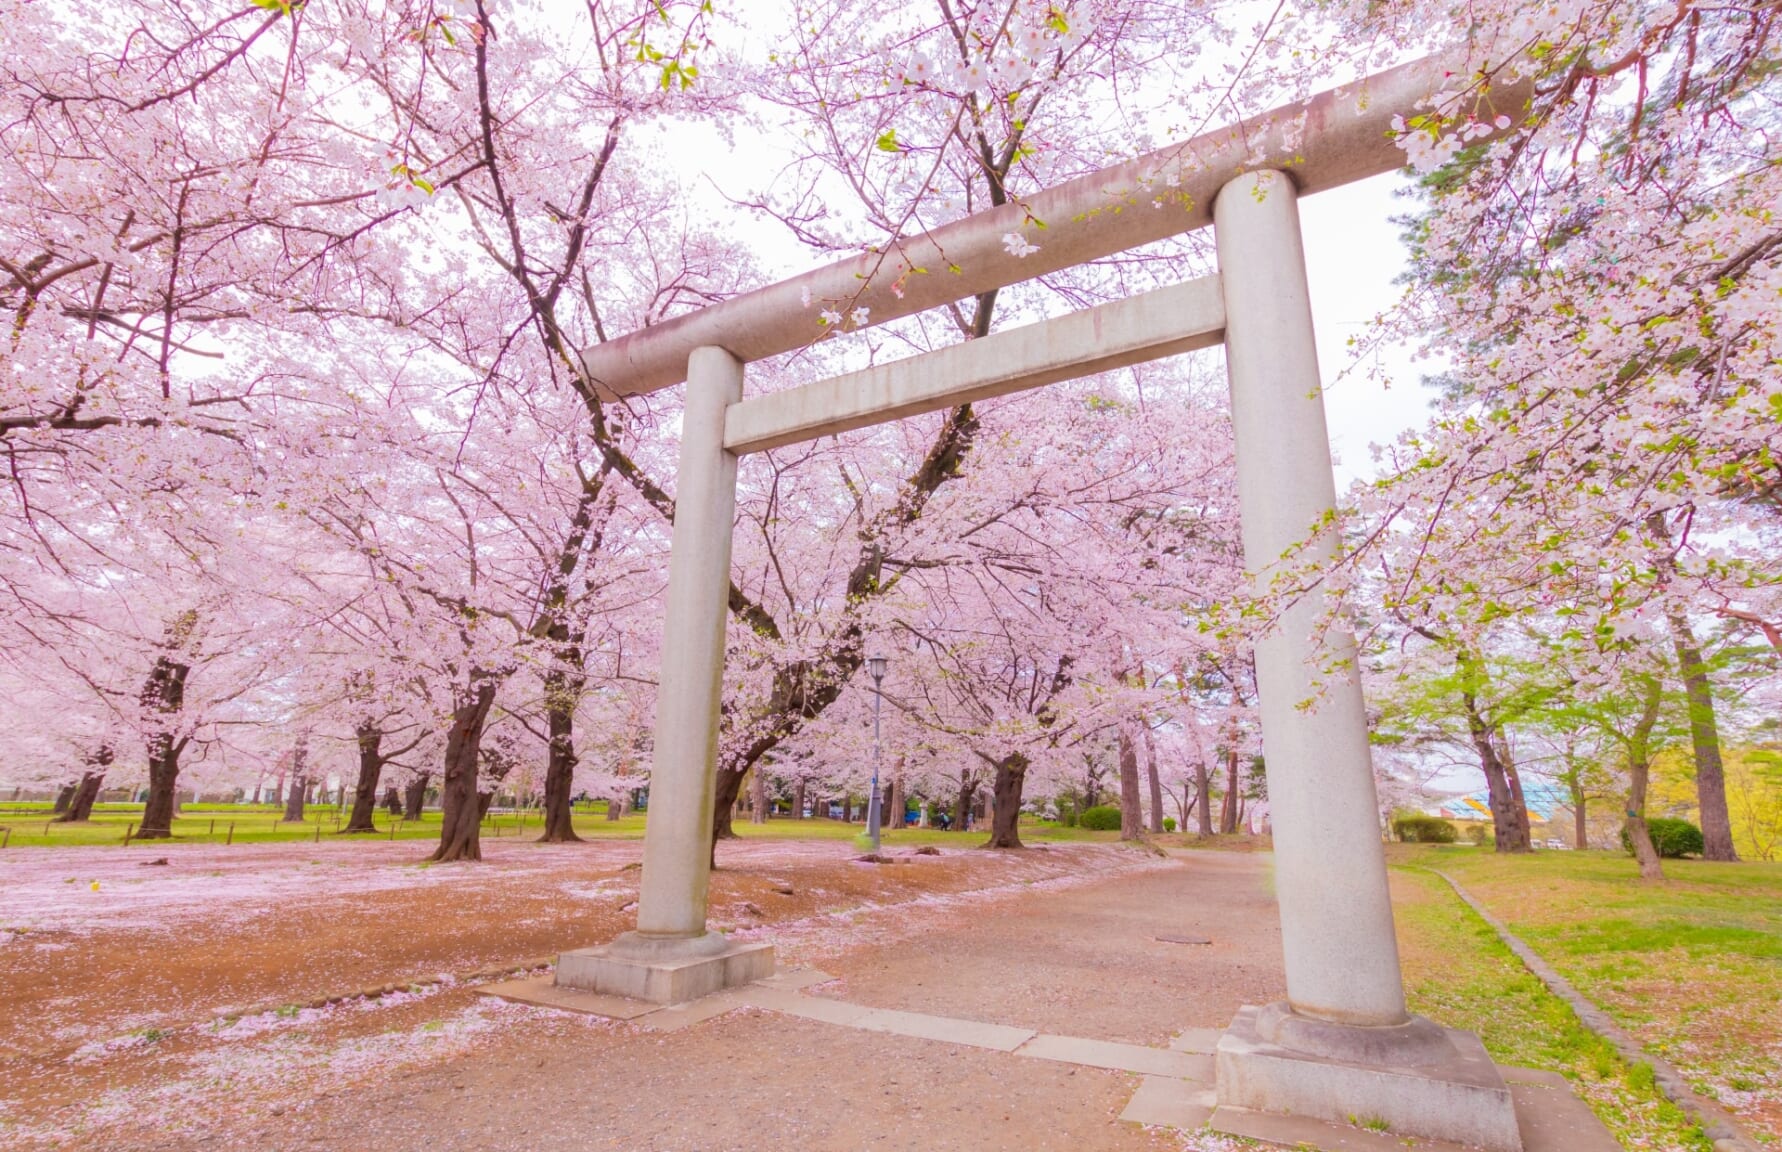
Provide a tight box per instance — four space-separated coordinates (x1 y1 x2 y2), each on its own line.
1215 1003 1523 1152
555 932 774 1004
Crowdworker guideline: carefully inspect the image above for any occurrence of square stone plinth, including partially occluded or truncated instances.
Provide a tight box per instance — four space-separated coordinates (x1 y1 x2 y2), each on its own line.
556 938 774 1004
1215 1005 1523 1152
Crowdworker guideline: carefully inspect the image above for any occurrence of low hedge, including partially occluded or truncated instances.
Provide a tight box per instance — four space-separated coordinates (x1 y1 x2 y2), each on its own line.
1392 813 1458 843
1622 817 1703 859
1079 805 1122 831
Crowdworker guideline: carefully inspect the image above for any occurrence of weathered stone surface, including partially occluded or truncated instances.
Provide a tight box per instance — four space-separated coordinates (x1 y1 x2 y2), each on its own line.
555 935 773 1004
1214 1004 1523 1152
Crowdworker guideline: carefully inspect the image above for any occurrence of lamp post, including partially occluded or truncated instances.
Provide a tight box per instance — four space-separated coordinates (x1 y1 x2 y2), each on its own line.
866 655 888 852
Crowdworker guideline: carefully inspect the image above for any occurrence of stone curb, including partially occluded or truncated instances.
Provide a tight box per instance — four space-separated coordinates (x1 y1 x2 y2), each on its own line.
1430 869 1761 1152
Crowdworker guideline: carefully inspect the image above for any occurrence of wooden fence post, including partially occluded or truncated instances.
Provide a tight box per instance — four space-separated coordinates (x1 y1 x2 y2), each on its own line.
124 822 134 846
226 822 235 846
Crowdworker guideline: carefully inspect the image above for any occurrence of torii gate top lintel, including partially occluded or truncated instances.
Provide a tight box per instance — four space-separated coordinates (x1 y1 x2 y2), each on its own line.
579 56 1527 399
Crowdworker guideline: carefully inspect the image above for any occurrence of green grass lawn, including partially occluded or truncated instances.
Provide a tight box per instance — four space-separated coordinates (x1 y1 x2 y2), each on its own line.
0 804 1123 850
1390 844 1782 1146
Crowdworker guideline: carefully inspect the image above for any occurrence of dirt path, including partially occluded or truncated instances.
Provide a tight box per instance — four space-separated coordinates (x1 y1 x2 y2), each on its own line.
0 843 1274 1151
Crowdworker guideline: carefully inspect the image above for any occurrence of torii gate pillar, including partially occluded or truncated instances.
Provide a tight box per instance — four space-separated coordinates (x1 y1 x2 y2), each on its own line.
553 346 774 1003
1210 170 1522 1151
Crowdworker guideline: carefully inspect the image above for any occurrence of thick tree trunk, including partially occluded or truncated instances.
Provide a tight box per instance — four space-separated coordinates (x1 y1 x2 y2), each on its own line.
1568 775 1589 850
1670 615 1738 861
64 771 105 822
56 748 111 824
539 672 582 843
1141 723 1165 835
281 733 311 824
1219 747 1240 834
955 773 975 833
383 785 401 814
138 736 186 839
135 616 196 840
1118 724 1145 840
1460 688 1532 852
712 765 744 839
1194 760 1214 835
985 754 1027 848
403 772 430 821
792 779 806 820
888 776 905 829
749 766 768 824
1625 680 1666 882
432 679 497 863
283 775 308 823
841 795 854 823
343 725 384 833
53 784 75 814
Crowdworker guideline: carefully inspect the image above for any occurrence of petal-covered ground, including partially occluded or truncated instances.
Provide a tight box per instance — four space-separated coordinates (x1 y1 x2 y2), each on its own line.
0 836 1183 1150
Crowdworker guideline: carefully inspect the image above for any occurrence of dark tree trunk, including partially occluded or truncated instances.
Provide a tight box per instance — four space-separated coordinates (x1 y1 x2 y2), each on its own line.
539 669 582 843
1670 614 1738 861
712 765 744 839
477 790 496 819
792 779 806 820
56 748 112 824
985 754 1027 848
139 737 186 840
283 775 308 823
955 772 976 833
888 776 905 829
61 768 107 823
53 784 75 814
841 794 854 823
383 785 401 814
1573 787 1588 851
1457 653 1532 853
1195 760 1214 835
1625 680 1666 882
403 772 430 821
344 725 384 833
750 766 769 824
1142 723 1165 835
135 615 197 840
432 679 498 863
1219 747 1240 834
1118 724 1145 840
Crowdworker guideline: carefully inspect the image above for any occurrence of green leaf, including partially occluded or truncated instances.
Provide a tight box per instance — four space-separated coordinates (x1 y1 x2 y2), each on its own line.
876 129 901 153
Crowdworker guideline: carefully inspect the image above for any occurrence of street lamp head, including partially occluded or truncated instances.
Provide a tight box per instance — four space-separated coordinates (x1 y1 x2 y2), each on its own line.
867 654 888 683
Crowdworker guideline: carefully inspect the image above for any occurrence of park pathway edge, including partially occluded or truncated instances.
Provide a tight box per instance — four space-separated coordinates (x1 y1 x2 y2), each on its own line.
1430 869 1761 1152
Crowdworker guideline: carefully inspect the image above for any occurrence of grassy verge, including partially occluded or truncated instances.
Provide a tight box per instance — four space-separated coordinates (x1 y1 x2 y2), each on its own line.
1392 845 1782 1144
1391 865 1714 1149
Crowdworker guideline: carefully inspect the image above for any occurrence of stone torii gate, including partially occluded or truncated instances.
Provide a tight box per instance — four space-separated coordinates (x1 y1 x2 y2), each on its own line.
553 57 1529 1152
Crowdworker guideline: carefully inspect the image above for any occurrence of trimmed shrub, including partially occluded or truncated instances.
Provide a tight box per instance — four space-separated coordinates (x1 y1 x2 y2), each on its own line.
1391 813 1458 844
1465 825 1488 845
1079 805 1122 831
1622 817 1703 859
1162 817 1177 833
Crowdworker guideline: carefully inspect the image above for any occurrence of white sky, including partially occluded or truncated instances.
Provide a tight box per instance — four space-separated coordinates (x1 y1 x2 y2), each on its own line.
1299 173 1439 486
